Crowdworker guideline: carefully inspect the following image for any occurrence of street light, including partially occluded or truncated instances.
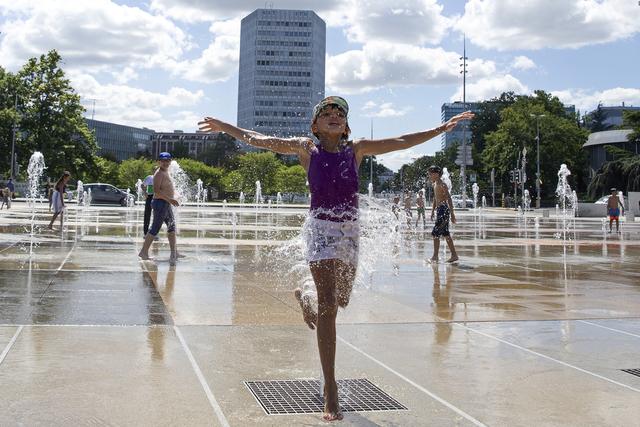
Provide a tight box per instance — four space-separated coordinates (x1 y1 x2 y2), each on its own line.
459 35 469 202
530 114 545 208
9 94 18 180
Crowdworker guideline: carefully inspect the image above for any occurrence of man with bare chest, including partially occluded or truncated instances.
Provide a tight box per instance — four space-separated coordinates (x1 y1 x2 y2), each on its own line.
428 165 458 263
606 188 624 233
138 152 180 264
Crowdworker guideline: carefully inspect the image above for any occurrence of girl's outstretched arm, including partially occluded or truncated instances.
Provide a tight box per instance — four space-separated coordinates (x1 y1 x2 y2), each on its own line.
198 116 316 156
354 111 474 159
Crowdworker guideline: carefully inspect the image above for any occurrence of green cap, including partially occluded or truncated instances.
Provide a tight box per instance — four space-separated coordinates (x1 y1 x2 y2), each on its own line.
312 96 349 122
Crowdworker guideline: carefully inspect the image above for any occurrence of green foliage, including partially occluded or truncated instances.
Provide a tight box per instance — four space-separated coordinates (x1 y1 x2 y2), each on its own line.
85 156 118 184
623 110 640 144
199 133 239 167
118 158 155 189
275 165 307 193
481 91 589 198
13 50 97 179
233 151 284 194
172 158 224 191
357 155 389 193
587 110 640 197
584 102 611 132
221 170 243 194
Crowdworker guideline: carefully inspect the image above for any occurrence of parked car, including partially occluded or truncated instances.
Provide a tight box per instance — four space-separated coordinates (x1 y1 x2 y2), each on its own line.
595 195 610 204
451 194 474 208
82 183 129 206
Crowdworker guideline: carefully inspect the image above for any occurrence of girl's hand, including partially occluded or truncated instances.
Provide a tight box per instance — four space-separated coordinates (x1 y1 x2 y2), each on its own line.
451 213 457 224
198 117 224 133
443 111 475 132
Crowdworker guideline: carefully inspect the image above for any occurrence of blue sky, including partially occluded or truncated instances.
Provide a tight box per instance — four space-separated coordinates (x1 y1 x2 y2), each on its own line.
1 0 638 170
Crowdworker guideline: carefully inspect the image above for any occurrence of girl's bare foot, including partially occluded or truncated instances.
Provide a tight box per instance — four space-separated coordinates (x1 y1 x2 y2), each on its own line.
429 256 438 263
294 288 316 330
138 251 152 261
446 255 459 263
323 381 343 421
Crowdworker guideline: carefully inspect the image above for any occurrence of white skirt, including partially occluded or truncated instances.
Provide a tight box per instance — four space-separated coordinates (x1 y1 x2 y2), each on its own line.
51 191 64 213
304 217 359 265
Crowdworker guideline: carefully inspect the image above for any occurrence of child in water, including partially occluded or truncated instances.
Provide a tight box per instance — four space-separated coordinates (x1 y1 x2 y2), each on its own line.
199 97 472 421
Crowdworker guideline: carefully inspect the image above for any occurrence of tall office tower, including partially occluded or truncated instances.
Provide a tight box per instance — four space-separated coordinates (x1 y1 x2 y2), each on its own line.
237 9 326 145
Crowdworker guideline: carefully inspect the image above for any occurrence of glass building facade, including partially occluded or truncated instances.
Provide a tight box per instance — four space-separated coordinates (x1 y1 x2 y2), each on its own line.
237 9 325 145
86 119 154 161
440 102 481 151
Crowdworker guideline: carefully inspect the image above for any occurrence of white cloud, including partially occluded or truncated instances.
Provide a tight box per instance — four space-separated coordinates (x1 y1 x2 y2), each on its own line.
362 101 411 118
450 74 529 102
512 55 535 71
552 87 640 114
0 0 190 72
70 72 204 131
327 42 496 94
456 0 640 50
149 0 344 23
378 148 427 172
344 0 451 45
165 18 241 83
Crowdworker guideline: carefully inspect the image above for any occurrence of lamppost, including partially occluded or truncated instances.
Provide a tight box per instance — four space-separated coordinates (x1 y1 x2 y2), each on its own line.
530 114 545 208
459 35 468 202
370 119 374 191
9 94 18 180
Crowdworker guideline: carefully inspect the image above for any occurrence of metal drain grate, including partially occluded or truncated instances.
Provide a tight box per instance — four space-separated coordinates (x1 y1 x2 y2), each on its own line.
245 379 408 415
621 369 640 377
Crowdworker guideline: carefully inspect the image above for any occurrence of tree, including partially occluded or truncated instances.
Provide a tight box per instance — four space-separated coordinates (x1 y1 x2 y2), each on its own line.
118 158 154 190
84 156 118 184
481 91 589 200
0 68 23 176
199 133 239 167
233 152 284 195
587 111 640 197
16 50 97 178
584 102 611 132
174 158 224 192
275 165 307 194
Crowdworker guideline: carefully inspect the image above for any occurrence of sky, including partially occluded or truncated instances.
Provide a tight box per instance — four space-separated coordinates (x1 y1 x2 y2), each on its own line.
0 0 639 171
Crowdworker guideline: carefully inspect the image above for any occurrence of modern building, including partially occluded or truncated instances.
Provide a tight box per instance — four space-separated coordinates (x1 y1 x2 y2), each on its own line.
237 9 326 145
85 119 154 161
440 102 481 151
588 104 640 128
583 129 636 176
151 131 236 160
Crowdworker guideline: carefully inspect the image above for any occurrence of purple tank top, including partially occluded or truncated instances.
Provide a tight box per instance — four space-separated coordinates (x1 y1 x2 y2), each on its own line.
308 143 359 222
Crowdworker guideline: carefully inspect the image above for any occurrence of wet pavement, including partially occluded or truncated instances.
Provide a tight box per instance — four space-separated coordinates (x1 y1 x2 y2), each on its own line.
1 202 639 426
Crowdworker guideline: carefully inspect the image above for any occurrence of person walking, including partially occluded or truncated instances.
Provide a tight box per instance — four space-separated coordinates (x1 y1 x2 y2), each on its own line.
138 153 180 264
142 167 157 236
48 171 71 230
199 96 472 421
428 165 458 263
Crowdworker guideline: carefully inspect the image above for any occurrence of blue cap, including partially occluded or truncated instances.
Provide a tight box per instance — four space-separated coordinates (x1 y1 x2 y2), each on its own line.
158 152 172 160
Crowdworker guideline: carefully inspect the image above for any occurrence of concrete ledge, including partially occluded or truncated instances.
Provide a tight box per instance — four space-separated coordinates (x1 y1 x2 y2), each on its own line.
576 203 607 217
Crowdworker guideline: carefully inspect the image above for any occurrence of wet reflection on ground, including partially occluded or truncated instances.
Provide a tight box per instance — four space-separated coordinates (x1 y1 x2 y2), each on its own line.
0 202 638 425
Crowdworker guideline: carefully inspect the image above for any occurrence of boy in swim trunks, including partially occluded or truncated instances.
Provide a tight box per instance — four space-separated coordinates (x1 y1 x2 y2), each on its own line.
607 188 624 233
428 165 458 263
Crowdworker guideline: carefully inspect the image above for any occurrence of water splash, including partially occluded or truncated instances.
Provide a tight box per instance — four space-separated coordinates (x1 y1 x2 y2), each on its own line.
239 191 245 204
255 181 262 205
368 182 373 199
276 192 283 205
136 179 143 203
196 179 204 205
472 183 479 209
441 168 452 193
27 152 45 257
77 180 84 205
169 160 194 203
